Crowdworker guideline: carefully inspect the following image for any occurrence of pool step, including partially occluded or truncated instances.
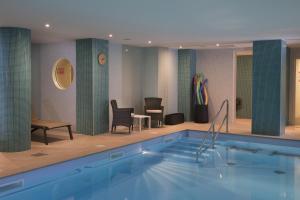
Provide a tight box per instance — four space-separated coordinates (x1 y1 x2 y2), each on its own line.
167 144 198 152
161 142 213 163
172 143 199 151
163 147 197 157
162 151 205 163
175 141 201 148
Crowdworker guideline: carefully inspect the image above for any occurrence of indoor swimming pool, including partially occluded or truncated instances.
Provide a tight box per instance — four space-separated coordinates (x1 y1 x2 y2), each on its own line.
0 131 299 200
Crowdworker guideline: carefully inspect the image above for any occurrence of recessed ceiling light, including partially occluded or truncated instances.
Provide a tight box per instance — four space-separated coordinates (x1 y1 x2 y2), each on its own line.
44 24 50 28
216 43 220 47
179 45 183 49
148 40 152 44
108 34 113 38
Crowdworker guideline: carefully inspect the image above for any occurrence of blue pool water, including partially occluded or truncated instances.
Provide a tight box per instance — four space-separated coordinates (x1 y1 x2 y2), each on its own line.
0 131 300 200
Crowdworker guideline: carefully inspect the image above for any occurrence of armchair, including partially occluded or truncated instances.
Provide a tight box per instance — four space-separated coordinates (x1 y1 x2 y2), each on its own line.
111 100 134 133
144 97 164 127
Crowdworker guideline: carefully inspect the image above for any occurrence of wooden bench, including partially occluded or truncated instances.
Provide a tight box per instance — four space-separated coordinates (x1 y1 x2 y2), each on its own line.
31 119 73 145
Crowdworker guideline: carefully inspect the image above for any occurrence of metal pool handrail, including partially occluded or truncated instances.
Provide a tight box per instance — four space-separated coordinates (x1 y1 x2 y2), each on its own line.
196 99 229 162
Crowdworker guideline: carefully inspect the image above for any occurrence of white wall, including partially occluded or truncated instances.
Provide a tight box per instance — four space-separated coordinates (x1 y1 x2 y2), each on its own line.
121 45 144 114
32 41 77 128
31 44 41 118
108 42 122 128
109 44 147 126
109 46 178 119
158 48 178 114
109 43 123 102
32 41 179 130
196 49 235 122
142 48 159 99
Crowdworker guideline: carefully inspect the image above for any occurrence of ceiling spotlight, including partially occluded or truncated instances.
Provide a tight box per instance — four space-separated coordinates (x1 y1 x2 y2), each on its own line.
216 43 220 47
44 24 50 28
179 45 183 49
108 34 113 38
148 40 152 44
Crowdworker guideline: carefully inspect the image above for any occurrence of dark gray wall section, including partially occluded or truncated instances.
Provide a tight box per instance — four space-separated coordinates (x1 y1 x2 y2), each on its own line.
31 44 41 119
76 39 109 135
178 49 196 121
0 28 31 152
252 40 287 136
236 55 252 119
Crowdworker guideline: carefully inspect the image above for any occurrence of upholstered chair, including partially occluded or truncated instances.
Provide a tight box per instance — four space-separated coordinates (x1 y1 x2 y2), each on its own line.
144 97 164 127
111 100 134 133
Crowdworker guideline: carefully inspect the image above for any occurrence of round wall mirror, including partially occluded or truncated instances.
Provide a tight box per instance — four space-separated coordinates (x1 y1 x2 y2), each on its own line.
52 58 74 90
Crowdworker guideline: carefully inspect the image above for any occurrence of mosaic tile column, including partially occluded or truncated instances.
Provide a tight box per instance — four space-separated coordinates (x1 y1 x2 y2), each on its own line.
0 27 31 152
178 49 196 121
76 39 109 135
252 40 287 136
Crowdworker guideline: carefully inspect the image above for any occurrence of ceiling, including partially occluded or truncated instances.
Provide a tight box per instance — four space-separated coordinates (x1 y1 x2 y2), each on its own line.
1 0 300 48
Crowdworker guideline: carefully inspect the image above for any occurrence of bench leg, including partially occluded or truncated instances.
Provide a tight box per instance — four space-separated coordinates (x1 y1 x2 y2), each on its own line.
111 124 114 133
43 129 48 145
67 125 73 140
31 128 39 133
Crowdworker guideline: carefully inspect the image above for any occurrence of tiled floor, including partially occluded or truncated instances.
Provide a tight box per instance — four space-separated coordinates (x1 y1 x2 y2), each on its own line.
1 120 300 178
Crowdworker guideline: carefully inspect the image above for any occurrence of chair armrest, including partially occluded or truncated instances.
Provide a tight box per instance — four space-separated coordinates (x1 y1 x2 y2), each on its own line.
114 108 132 114
116 108 134 113
113 109 133 121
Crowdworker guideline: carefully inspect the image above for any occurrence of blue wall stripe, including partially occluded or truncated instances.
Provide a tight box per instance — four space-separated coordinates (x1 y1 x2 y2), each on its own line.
0 27 31 152
178 49 196 121
76 39 109 135
252 40 286 136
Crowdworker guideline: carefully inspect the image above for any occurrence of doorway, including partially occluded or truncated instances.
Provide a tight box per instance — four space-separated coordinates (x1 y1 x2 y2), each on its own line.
236 55 253 119
295 59 300 124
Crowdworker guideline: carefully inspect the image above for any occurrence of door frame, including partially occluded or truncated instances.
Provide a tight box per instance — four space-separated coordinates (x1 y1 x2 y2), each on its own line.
233 49 253 121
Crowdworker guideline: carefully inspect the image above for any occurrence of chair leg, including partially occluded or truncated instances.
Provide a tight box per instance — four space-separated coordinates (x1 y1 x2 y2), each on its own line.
67 125 73 140
43 128 48 145
129 126 131 133
111 124 114 133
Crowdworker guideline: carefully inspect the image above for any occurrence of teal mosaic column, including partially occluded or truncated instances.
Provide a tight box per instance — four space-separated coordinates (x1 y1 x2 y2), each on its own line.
178 49 196 121
252 40 287 136
0 27 31 152
76 39 109 135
